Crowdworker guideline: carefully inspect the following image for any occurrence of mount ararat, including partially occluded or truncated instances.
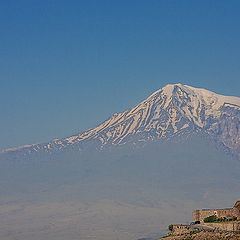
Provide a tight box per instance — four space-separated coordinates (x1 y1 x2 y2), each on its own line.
1 83 240 159
1 83 240 240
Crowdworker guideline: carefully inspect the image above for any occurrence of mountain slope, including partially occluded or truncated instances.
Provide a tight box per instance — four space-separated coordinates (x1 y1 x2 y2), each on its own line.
0 83 240 240
1 83 240 158
0 133 240 240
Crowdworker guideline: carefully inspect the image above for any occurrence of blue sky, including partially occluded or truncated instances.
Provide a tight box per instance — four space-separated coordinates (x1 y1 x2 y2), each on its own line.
0 0 240 148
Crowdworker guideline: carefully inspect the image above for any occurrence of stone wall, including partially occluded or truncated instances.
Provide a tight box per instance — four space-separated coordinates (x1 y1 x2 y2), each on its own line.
192 200 240 223
203 221 240 231
171 224 190 235
193 208 237 222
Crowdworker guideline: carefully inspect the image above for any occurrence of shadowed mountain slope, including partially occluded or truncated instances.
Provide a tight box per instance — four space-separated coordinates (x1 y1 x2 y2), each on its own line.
0 134 239 240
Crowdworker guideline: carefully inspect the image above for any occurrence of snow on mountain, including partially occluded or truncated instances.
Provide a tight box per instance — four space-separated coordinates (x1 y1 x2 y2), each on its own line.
1 83 240 158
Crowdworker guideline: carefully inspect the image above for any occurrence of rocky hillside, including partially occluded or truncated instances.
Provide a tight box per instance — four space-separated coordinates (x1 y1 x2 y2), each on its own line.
161 231 240 240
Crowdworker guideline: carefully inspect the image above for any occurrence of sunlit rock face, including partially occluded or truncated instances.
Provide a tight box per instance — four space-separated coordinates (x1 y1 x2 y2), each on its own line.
1 83 240 159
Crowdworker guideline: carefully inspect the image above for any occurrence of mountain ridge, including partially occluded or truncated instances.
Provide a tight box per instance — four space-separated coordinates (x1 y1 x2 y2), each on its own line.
1 83 240 159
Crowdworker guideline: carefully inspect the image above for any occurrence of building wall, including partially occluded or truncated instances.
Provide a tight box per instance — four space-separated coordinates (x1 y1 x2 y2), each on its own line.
193 201 240 222
233 205 240 217
193 208 238 222
202 222 240 231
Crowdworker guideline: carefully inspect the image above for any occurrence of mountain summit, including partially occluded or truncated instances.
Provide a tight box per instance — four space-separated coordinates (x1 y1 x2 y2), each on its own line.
2 83 240 158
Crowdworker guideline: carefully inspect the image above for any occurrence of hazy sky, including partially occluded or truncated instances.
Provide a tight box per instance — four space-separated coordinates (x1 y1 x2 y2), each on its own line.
0 0 240 148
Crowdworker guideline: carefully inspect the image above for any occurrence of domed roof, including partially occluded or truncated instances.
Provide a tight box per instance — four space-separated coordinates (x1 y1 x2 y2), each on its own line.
234 200 240 209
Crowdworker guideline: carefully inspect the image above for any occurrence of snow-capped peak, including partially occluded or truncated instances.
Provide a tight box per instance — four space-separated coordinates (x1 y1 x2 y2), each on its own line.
1 83 240 158
62 83 239 145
